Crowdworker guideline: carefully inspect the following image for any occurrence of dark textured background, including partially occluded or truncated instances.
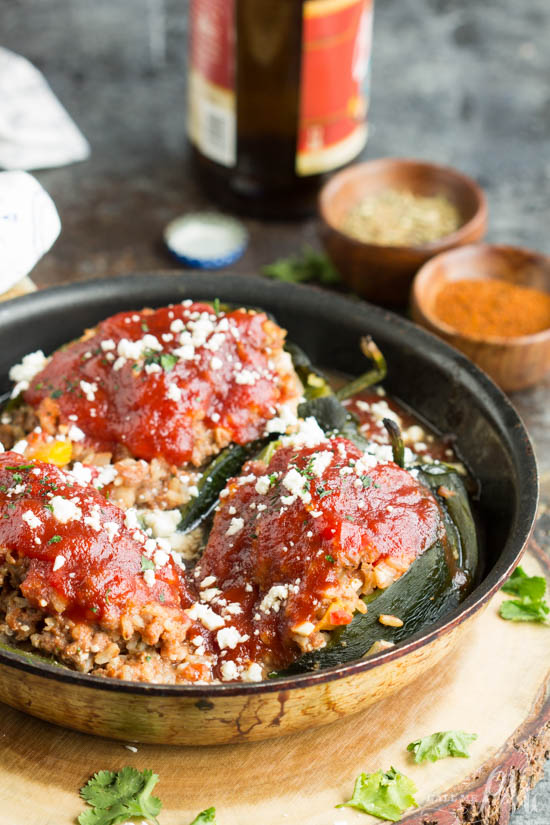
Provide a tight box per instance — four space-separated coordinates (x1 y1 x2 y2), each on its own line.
3 0 550 819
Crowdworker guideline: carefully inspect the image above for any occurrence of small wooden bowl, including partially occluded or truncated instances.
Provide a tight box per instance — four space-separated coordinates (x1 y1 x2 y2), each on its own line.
411 244 550 392
319 158 488 306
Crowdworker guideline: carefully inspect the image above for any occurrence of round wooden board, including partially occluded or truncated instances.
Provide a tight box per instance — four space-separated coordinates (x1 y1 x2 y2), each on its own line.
0 544 548 825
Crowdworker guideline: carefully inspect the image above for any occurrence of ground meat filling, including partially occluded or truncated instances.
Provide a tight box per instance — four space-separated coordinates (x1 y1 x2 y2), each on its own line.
0 452 216 684
193 423 444 677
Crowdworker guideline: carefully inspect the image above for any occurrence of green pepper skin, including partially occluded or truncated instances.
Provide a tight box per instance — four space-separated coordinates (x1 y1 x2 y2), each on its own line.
279 465 479 675
178 439 267 533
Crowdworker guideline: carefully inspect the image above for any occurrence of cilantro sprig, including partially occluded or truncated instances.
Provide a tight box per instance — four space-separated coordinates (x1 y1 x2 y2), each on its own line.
499 566 549 624
407 730 477 763
262 246 340 286
78 767 162 825
337 767 417 821
190 809 217 824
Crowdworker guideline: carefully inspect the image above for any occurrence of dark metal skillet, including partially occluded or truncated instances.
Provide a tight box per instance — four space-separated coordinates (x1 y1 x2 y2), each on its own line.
0 273 537 746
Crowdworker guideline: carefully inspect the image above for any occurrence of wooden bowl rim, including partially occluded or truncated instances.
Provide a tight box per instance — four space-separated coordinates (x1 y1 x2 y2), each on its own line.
318 157 488 255
0 273 538 699
412 242 550 345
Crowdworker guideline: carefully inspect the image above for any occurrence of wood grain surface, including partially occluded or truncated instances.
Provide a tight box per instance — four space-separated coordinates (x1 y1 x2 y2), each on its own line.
0 545 548 825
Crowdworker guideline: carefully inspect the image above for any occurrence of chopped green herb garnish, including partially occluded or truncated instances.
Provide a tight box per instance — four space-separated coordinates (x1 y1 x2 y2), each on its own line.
160 352 178 372
11 474 22 483
337 767 417 822
361 475 373 488
189 808 217 825
6 464 34 472
78 766 162 825
158 592 165 603
90 606 98 614
262 246 340 285
325 554 335 564
141 322 149 332
268 473 279 487
50 389 63 399
499 566 550 624
43 503 53 512
141 555 155 572
48 535 62 544
407 730 478 763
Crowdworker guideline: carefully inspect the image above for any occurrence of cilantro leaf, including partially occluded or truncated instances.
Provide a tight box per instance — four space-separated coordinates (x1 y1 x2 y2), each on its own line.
190 808 217 824
499 599 549 623
78 767 162 825
262 246 340 285
160 353 178 372
337 767 417 821
407 730 477 763
499 566 549 624
501 566 546 602
141 554 155 572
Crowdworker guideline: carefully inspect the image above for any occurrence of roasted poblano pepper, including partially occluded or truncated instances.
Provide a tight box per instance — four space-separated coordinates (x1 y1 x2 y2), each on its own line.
178 335 386 533
280 462 479 675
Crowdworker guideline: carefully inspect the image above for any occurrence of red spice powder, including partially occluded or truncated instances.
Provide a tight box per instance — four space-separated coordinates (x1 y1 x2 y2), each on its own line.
433 278 550 338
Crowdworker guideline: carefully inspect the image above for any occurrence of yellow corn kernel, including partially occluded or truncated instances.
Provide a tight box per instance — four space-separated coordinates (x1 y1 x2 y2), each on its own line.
31 440 73 466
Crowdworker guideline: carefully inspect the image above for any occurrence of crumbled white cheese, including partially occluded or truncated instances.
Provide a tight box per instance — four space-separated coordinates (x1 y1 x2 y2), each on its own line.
255 476 271 495
100 339 116 351
67 463 92 488
282 468 311 505
220 660 239 681
186 602 225 631
22 510 42 530
103 521 120 541
310 450 333 477
166 383 182 402
124 508 140 530
210 357 223 370
217 626 249 650
241 662 263 682
143 568 156 587
259 584 289 614
79 380 97 402
50 495 82 524
9 350 48 396
281 416 326 449
52 555 66 571
200 576 217 588
68 424 86 442
226 517 244 536
142 509 180 537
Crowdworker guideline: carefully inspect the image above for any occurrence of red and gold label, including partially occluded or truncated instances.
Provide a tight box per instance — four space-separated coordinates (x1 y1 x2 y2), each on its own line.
296 0 373 176
188 0 236 167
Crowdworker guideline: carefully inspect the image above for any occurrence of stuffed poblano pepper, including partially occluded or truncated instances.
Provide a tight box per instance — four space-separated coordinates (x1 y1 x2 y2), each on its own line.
193 408 478 678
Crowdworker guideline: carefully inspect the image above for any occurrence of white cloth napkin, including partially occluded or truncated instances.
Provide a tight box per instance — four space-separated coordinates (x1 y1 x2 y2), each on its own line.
0 47 90 171
0 170 61 292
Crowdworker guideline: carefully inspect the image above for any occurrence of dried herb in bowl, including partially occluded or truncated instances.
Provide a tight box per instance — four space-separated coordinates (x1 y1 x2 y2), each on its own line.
340 189 461 247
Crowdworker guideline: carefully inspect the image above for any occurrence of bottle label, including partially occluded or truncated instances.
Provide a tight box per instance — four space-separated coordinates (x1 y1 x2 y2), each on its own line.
188 0 236 167
296 0 373 176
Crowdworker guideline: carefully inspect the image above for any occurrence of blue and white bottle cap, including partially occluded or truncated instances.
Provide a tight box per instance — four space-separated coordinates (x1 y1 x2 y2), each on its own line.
164 211 248 269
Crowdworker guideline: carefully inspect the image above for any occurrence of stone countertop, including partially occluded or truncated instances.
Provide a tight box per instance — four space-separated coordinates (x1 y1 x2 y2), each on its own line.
3 0 550 820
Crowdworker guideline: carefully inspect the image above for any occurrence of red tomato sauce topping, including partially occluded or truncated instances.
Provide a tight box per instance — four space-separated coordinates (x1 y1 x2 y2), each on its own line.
23 302 298 466
196 435 444 671
0 452 193 625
